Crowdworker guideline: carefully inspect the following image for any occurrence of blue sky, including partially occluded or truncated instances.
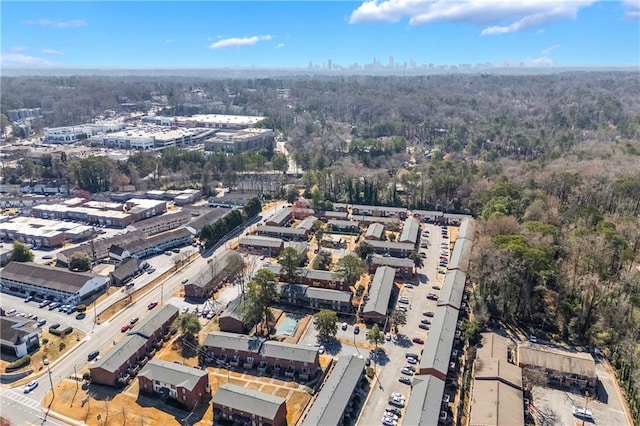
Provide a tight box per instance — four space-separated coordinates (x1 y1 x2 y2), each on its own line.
1 1 639 68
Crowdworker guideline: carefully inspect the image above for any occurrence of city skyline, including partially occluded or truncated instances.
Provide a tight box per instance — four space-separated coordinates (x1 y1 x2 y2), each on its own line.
1 1 639 69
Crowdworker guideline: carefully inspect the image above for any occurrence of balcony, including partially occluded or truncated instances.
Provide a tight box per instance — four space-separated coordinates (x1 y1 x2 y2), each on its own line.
284 368 295 379
257 362 268 374
299 369 310 380
243 359 254 370
229 357 241 368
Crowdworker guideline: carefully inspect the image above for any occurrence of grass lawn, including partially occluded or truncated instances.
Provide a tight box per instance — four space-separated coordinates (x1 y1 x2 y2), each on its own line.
286 391 312 425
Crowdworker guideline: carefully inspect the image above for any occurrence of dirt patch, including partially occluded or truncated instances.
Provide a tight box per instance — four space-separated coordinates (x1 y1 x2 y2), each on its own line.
245 381 261 390
261 384 275 393
286 391 312 425
155 334 199 367
275 388 290 398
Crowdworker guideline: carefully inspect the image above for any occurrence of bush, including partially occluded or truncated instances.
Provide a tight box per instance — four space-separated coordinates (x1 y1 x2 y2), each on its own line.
6 355 31 370
76 304 87 312
42 338 49 344
50 326 73 337
82 372 91 381
365 367 374 378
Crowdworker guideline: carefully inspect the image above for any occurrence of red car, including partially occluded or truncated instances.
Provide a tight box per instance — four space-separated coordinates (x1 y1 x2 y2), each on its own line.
147 301 158 310
412 337 424 345
120 324 130 332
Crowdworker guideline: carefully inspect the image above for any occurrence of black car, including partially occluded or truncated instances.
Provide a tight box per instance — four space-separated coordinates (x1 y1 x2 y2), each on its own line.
386 407 402 417
49 323 61 330
419 323 430 330
405 352 419 359
399 377 412 385
421 319 431 325
87 350 99 361
76 313 86 320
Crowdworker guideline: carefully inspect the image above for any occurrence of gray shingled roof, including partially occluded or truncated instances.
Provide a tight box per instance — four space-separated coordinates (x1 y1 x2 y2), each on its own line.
418 305 459 375
302 355 365 426
91 334 148 373
403 375 446 426
111 258 141 282
190 251 242 289
187 208 232 234
129 211 191 234
267 208 292 226
219 295 245 321
296 216 318 231
257 226 307 237
351 215 399 225
327 219 359 229
128 304 179 339
0 317 37 347
364 223 385 239
239 236 284 248
203 331 265 353
367 240 415 251
212 383 285 420
138 359 208 391
58 230 145 261
351 204 407 214
261 340 318 364
370 255 414 269
362 266 396 316
457 217 476 241
448 238 472 273
1 261 104 295
399 217 420 244
437 270 467 310
119 227 193 256
306 287 352 304
413 210 444 218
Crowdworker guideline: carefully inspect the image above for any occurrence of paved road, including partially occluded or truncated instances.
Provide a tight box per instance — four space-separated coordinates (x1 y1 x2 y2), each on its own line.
357 222 450 426
276 141 302 175
0 204 287 425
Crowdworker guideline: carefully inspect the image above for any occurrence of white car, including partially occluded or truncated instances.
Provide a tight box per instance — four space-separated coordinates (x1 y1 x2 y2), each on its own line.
406 356 417 364
7 309 16 315
390 392 405 400
382 418 397 426
23 380 38 393
318 345 325 354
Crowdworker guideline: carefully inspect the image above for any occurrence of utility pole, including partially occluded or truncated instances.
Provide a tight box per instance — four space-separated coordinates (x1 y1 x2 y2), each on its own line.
47 365 55 398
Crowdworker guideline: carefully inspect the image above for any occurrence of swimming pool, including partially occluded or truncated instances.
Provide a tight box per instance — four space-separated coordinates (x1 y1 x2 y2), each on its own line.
276 315 300 336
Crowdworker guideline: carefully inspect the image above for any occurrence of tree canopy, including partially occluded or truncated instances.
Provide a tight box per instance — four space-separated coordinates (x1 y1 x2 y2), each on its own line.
314 309 338 339
10 242 34 263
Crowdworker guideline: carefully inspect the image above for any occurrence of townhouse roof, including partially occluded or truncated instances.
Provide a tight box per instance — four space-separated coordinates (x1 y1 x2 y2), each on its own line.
284 241 308 258
517 344 596 378
302 355 365 426
370 255 414 269
111 258 142 282
239 236 284 248
0 317 37 346
476 333 512 360
138 359 208 392
303 268 343 283
469 380 525 426
261 340 319 364
267 208 292 225
367 240 415 252
128 304 179 339
448 238 473 273
296 216 318 232
257 226 307 237
219 295 245 322
399 217 420 243
187 208 232 233
362 266 396 316
403 375 446 426
316 211 349 219
118 228 193 255
474 358 523 390
364 223 385 239
1 261 103 294
58 230 146 261
212 384 285 420
189 251 242 289
437 270 467 310
419 305 459 375
351 215 399 225
351 204 407 214
203 332 265 353
457 217 476 241
91 334 148 373
305 287 352 304
128 211 191 233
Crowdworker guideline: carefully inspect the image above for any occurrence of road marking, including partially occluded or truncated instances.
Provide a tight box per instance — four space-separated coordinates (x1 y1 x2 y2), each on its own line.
3 390 41 410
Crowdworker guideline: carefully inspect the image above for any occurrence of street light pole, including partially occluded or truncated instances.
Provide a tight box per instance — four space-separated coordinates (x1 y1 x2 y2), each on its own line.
47 365 55 398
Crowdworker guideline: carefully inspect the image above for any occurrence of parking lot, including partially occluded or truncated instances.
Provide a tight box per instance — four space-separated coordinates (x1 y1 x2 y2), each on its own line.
530 358 631 426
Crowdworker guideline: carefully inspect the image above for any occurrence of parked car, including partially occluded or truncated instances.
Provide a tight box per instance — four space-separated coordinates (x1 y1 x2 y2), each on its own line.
406 357 417 364
388 398 405 408
432 286 441 290
121 324 130 332
386 408 402 417
341 322 348 330
24 296 34 303
37 319 46 327
130 317 139 325
49 323 61 330
420 319 431 325
385 333 391 341
23 380 38 393
147 301 158 310
396 306 407 313
181 278 189 284
76 313 86 320
7 309 16 315
39 300 51 308
147 268 156 274
354 325 360 334
420 243 428 248
427 293 438 300
382 417 397 426
405 352 419 359
423 311 435 317
389 392 405 401
412 337 425 344
401 367 414 375
87 350 99 361
419 324 430 330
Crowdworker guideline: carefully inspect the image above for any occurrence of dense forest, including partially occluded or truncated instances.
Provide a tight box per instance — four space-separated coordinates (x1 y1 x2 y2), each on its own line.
2 72 639 420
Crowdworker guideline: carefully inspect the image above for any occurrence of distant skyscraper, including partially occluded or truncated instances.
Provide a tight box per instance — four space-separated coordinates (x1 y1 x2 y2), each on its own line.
308 60 313 70
327 59 333 70
389 56 394 68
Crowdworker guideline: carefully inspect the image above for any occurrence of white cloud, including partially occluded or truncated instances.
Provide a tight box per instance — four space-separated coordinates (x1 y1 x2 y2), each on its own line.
533 56 555 65
209 34 273 49
349 0 596 35
536 28 545 34
41 49 64 55
165 39 175 44
541 44 560 54
623 0 640 19
24 18 87 28
0 53 54 67
275 43 285 49
8 46 27 53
